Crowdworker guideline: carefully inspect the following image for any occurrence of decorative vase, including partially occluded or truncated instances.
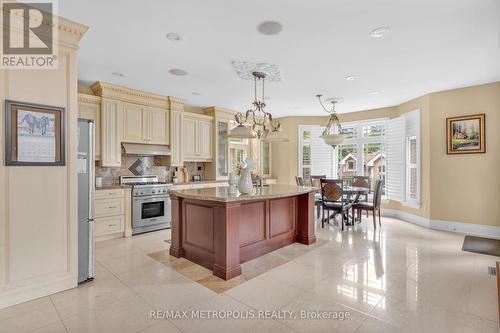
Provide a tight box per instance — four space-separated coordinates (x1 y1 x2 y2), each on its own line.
238 167 253 194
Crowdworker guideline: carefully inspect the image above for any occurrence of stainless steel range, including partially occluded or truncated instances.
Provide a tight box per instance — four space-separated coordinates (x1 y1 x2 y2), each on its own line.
120 175 172 235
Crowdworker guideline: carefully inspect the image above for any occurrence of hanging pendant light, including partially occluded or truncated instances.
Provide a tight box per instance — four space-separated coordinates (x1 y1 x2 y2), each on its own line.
316 95 345 147
229 72 288 142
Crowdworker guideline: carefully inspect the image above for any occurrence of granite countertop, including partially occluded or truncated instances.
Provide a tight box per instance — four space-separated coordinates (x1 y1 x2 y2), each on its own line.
171 180 227 186
170 185 315 203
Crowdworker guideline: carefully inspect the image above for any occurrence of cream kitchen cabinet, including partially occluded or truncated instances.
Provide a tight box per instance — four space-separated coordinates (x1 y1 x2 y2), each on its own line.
148 107 169 144
122 104 169 145
100 98 123 167
123 102 147 144
182 114 213 162
78 94 101 160
169 108 183 166
95 189 125 239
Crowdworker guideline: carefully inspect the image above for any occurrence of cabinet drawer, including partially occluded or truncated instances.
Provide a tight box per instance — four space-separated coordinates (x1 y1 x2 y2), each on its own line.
95 215 124 235
95 198 124 217
95 189 124 199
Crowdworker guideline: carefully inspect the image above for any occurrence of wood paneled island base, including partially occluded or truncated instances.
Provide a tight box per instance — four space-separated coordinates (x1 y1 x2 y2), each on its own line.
169 185 317 280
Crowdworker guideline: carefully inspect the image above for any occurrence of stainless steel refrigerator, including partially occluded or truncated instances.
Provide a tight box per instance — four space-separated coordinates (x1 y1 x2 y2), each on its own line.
77 119 95 283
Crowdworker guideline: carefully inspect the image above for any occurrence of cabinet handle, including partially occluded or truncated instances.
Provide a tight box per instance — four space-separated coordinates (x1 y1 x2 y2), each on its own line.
108 223 117 227
108 206 117 209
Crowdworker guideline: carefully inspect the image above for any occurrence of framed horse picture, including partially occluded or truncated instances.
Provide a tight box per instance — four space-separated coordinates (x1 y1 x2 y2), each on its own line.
5 100 65 166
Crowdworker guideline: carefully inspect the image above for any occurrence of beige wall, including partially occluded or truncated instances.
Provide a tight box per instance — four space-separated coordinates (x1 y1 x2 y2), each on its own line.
428 82 500 226
0 18 87 309
272 82 500 227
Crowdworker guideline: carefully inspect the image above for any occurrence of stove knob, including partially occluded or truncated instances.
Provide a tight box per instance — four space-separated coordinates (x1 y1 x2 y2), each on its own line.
152 189 156 194
140 191 144 195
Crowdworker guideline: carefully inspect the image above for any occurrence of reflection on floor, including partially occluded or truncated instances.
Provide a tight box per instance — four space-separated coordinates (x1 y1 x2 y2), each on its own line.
0 216 498 333
149 239 327 293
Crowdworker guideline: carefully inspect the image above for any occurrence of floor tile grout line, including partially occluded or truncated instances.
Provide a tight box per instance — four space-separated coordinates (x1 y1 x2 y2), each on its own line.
49 296 70 333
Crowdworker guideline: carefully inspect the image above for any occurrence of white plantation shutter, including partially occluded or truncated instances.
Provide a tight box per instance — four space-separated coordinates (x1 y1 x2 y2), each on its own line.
405 110 421 204
386 116 406 202
311 126 336 178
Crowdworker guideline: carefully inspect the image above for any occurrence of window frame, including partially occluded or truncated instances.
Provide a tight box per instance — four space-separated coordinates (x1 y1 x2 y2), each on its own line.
405 135 420 207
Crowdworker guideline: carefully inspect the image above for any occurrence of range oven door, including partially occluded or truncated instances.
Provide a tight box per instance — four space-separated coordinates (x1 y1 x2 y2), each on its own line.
132 195 171 228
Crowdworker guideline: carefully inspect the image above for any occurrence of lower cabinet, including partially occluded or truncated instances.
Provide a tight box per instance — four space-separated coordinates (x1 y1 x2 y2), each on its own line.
95 189 126 239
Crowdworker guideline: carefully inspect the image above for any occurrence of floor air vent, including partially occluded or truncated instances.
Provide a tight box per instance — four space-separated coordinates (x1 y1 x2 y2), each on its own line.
488 266 496 275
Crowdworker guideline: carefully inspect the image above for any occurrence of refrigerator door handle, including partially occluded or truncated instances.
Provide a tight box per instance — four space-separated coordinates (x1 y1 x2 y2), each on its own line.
88 218 95 278
88 120 95 280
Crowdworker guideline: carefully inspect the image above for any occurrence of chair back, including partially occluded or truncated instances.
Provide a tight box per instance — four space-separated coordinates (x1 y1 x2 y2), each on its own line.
352 176 370 190
373 180 384 209
295 176 304 186
320 179 344 203
310 175 326 189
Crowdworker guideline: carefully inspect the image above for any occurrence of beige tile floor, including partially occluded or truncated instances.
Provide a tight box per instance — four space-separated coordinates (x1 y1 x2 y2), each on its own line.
0 216 498 333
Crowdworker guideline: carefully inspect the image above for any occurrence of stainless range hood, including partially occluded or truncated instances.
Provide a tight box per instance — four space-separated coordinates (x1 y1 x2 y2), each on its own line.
122 143 171 156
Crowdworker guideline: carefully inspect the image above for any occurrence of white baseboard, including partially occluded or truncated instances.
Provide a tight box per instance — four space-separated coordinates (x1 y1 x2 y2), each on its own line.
0 274 76 309
381 209 500 239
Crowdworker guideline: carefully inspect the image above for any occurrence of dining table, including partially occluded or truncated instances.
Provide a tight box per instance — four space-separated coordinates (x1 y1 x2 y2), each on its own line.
317 186 370 226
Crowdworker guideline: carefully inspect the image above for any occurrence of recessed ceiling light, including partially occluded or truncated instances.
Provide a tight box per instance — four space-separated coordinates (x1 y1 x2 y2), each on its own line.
192 92 201 96
369 27 390 38
111 72 124 77
370 91 380 95
169 68 188 76
293 106 302 110
257 21 283 35
345 75 359 81
166 32 183 41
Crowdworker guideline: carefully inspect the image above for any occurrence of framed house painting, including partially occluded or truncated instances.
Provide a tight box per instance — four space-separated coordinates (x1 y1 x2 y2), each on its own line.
446 114 485 154
5 100 65 166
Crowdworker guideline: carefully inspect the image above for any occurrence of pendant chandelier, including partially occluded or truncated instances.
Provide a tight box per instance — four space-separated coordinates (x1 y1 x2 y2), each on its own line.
228 71 288 142
316 95 345 147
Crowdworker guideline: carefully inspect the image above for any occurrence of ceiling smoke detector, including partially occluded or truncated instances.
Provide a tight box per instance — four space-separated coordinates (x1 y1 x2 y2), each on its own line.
345 75 360 81
257 21 283 35
166 32 183 41
169 68 188 76
369 27 390 38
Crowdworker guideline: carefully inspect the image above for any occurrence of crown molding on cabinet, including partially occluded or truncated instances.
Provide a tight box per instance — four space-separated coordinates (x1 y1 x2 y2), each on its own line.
77 93 101 105
90 81 180 109
203 106 237 120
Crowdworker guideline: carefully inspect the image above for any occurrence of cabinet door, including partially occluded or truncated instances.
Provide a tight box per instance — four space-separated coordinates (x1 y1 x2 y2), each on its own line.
182 116 197 159
78 101 101 159
101 99 123 167
148 107 169 144
170 110 183 166
198 119 213 160
261 142 271 177
123 102 147 143
217 121 229 178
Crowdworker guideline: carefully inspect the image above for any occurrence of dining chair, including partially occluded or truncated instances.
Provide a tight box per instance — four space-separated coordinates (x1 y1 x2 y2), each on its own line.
352 180 383 229
310 175 326 219
310 175 326 188
295 176 304 186
352 175 371 217
320 179 352 230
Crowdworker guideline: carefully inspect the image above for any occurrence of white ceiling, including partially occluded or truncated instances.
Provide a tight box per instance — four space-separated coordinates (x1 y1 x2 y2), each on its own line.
60 0 500 116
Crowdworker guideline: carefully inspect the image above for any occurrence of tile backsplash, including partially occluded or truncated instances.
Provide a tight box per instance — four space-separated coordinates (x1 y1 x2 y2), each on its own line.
96 151 171 185
96 150 207 185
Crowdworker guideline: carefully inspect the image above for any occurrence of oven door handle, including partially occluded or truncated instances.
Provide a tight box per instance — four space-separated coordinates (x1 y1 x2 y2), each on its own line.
133 195 169 202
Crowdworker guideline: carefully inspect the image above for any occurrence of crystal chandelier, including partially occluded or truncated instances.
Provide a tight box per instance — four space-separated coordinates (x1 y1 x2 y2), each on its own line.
316 95 345 147
228 72 288 142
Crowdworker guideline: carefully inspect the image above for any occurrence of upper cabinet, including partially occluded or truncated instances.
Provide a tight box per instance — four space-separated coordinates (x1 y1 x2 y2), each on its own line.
182 113 213 162
123 102 148 143
78 94 102 160
169 98 184 167
90 82 182 167
203 107 236 180
148 107 169 144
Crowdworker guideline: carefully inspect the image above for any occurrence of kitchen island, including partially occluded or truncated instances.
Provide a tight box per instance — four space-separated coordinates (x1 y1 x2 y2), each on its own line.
169 185 316 280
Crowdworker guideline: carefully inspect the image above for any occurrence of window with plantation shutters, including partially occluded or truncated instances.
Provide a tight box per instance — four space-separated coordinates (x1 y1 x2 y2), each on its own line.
386 110 421 205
